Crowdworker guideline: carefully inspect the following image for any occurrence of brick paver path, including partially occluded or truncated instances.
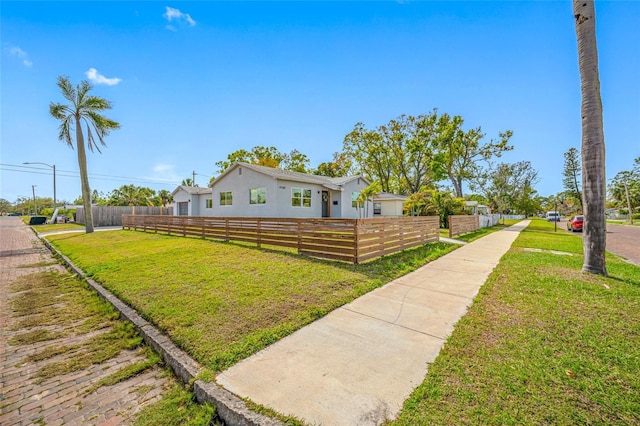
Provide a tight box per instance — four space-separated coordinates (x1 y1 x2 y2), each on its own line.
0 217 168 426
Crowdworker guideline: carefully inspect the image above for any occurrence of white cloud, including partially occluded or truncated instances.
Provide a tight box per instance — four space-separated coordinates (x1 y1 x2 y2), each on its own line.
147 163 181 183
85 68 122 86
8 45 32 67
163 6 196 29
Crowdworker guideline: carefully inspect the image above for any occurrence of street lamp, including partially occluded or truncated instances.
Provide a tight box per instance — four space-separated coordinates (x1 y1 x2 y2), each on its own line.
24 162 56 210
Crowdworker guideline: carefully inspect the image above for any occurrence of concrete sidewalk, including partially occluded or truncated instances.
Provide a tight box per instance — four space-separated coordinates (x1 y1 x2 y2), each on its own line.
217 220 530 426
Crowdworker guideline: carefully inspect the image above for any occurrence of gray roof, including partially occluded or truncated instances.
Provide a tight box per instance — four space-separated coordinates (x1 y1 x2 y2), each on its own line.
213 162 369 191
171 185 211 196
373 192 408 201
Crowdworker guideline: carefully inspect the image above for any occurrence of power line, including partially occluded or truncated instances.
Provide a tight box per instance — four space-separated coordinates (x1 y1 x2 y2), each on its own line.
0 163 181 186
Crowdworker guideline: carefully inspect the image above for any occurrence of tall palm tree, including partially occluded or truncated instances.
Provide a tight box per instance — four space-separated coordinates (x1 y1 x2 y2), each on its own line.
50 76 120 233
573 0 607 275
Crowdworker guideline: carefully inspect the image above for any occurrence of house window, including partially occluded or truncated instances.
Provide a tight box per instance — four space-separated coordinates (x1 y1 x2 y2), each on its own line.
373 202 382 215
220 191 232 206
250 188 266 205
352 191 360 208
205 199 213 209
291 187 311 208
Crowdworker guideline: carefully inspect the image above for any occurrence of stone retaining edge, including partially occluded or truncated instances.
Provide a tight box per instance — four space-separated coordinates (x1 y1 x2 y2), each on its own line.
39 234 283 426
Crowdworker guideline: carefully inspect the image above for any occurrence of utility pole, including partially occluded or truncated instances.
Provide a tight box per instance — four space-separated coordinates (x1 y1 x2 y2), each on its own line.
192 170 196 187
623 177 633 225
32 185 37 215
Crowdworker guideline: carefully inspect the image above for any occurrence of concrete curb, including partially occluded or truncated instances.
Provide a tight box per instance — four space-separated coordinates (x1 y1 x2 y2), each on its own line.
38 233 283 426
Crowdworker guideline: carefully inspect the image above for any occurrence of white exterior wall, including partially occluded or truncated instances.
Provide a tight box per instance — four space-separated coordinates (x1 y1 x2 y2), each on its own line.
274 180 326 218
198 194 214 217
378 200 405 217
330 190 343 218
211 166 279 217
208 167 372 218
339 179 372 219
173 190 193 216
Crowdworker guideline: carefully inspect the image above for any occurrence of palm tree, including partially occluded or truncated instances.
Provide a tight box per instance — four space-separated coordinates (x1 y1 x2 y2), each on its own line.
573 0 607 275
157 189 173 215
356 181 382 218
50 76 120 233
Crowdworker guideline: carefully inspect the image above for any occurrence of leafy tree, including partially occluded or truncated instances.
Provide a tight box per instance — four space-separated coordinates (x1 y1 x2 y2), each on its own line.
157 189 173 207
438 114 513 198
107 185 155 207
49 76 120 233
73 189 107 205
0 198 13 214
480 161 539 216
574 0 607 275
609 157 640 223
281 149 311 173
215 146 310 173
344 123 395 192
314 152 354 177
405 188 465 228
343 113 446 194
562 147 582 211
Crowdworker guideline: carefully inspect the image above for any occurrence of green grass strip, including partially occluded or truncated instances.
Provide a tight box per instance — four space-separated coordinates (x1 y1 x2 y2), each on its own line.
390 219 640 425
47 230 458 372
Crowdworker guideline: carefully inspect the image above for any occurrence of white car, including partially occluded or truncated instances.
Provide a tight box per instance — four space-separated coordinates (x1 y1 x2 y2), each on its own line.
546 211 561 222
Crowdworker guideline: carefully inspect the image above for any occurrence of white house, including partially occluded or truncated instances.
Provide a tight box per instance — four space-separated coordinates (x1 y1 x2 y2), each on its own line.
171 185 213 216
373 192 408 217
174 162 373 219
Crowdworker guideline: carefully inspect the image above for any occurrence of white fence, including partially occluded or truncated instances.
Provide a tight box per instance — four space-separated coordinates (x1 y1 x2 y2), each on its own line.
479 214 501 228
500 214 526 220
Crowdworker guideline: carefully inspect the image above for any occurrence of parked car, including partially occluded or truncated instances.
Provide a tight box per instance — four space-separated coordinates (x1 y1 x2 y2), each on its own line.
567 215 584 232
546 211 561 222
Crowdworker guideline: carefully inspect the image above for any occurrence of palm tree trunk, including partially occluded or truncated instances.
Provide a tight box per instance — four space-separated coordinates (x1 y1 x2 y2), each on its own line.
574 0 606 275
76 118 95 233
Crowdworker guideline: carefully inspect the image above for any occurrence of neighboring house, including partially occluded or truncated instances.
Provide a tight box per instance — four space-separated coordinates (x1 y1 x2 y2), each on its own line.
373 192 408 217
194 162 372 219
465 200 491 215
171 185 214 216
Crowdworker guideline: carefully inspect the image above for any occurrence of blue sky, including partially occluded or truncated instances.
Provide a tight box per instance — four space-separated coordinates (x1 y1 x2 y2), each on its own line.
2 1 639 205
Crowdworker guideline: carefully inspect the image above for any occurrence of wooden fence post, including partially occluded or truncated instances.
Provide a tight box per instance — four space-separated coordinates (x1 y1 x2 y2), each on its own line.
354 219 360 264
257 218 261 248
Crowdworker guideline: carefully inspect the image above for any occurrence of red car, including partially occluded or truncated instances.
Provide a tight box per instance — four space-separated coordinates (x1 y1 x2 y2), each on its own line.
567 215 584 232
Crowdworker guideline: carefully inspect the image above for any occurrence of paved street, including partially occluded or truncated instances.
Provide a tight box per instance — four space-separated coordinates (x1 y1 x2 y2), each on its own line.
0 217 168 426
605 223 640 265
562 220 640 266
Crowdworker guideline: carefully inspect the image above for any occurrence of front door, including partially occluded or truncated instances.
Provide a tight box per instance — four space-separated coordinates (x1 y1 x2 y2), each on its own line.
321 191 329 217
178 202 188 216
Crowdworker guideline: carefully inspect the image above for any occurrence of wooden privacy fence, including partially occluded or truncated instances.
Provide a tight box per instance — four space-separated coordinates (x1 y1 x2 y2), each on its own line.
449 215 480 238
76 206 173 227
121 215 440 264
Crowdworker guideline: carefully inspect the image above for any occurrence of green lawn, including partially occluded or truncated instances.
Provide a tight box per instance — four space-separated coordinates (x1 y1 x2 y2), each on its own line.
47 230 458 373
390 219 640 425
31 222 85 233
